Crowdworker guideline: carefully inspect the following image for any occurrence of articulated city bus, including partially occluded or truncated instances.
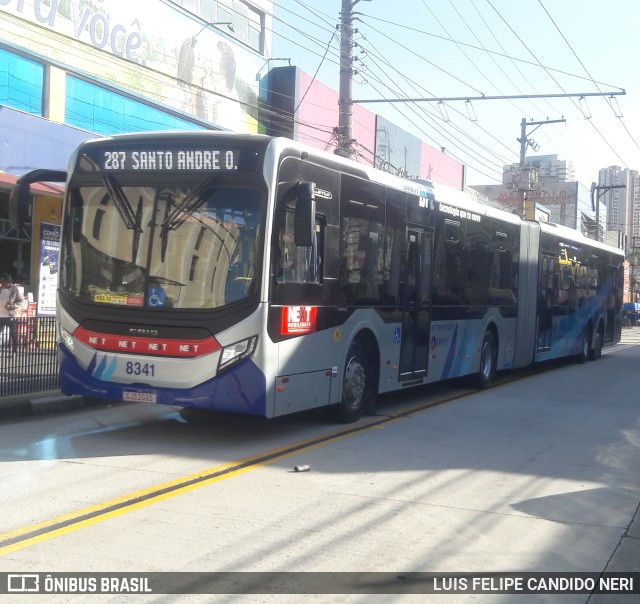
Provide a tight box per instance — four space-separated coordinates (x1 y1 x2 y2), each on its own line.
10 132 624 421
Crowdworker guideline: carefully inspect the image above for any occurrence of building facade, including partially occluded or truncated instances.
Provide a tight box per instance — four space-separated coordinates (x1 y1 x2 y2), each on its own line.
503 154 575 185
470 181 579 229
598 166 640 251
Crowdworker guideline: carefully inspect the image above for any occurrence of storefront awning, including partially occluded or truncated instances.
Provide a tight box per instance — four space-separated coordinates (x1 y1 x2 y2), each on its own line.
0 172 63 196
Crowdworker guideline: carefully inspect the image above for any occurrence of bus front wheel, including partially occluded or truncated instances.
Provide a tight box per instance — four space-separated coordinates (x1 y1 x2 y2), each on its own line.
333 342 371 423
475 331 497 389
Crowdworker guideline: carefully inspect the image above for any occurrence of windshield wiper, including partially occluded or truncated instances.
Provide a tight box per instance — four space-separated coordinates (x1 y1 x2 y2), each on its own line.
132 196 144 262
158 177 216 262
161 176 216 232
101 174 139 231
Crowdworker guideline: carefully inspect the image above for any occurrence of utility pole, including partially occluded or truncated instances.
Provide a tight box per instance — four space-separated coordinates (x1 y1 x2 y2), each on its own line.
590 183 626 242
336 0 356 158
334 2 623 170
517 117 565 220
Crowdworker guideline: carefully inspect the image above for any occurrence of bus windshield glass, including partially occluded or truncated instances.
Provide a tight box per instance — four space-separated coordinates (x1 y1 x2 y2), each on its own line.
60 176 264 310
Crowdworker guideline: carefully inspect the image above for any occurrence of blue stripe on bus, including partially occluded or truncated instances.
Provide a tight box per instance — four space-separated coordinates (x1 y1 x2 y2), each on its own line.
452 326 468 376
59 345 267 415
441 324 458 379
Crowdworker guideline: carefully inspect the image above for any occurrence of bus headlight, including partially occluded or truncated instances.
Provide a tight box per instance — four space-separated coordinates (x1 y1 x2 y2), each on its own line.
218 335 258 372
59 326 75 354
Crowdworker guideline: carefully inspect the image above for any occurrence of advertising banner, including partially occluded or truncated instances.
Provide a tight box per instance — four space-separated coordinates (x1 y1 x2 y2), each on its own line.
0 0 266 133
471 183 579 229
37 222 61 316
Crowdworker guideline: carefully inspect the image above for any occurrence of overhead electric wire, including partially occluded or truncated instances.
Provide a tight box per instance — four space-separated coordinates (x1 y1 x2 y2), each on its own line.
294 31 338 114
48 0 629 191
146 0 357 144
354 18 516 165
272 0 337 31
360 17 513 160
458 0 591 177
457 0 537 120
360 5 627 181
421 0 499 95
355 38 505 180
485 0 628 170
538 0 640 156
359 13 623 91
454 0 593 177
264 2 632 186
359 5 614 179
470 0 591 177
268 2 498 177
268 0 341 65
359 42 509 168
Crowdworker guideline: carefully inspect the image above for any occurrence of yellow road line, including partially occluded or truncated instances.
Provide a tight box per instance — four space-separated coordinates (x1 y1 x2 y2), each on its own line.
5 341 630 557
0 416 390 556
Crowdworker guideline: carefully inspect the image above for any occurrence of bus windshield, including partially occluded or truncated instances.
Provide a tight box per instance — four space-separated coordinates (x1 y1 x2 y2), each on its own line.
60 177 263 309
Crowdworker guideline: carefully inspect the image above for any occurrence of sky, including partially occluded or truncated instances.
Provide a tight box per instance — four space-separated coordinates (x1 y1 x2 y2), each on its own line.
271 0 640 190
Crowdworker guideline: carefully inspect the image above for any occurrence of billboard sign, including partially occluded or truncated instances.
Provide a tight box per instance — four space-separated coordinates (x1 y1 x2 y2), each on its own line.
37 222 60 316
471 183 579 229
0 0 267 133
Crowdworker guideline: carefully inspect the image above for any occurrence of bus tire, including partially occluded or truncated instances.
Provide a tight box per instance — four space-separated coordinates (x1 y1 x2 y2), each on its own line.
333 342 371 423
577 327 591 364
475 331 496 389
588 329 603 361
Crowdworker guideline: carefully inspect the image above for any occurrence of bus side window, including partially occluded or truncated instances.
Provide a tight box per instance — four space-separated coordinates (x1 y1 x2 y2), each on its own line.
341 215 384 304
339 176 385 306
433 218 463 305
276 211 323 284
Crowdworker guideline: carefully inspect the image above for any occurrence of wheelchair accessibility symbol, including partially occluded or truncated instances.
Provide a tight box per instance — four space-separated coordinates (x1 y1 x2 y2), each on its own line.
394 327 401 344
147 287 166 307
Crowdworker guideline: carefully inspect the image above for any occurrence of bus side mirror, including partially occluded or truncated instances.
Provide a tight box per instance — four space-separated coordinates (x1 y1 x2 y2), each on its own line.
9 169 67 228
9 184 32 229
294 181 315 247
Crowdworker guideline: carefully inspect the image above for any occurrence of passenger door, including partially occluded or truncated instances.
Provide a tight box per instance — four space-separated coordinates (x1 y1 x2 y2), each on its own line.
399 226 433 380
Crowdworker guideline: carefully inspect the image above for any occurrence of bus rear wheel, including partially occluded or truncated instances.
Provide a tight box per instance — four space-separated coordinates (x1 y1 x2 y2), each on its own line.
588 329 603 361
333 342 371 423
475 331 496 389
577 327 591 364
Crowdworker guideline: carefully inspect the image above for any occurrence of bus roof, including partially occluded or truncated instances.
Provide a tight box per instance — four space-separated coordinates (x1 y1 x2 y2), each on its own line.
74 132 620 252
538 220 624 255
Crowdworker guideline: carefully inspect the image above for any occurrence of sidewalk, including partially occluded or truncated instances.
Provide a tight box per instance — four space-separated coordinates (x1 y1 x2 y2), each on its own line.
590 508 640 603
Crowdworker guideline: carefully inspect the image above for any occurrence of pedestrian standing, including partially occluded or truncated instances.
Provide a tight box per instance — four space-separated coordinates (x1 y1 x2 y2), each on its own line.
0 273 23 354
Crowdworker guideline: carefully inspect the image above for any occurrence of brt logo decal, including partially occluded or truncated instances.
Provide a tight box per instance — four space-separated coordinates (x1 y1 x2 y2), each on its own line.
281 306 317 335
88 353 117 381
431 335 449 351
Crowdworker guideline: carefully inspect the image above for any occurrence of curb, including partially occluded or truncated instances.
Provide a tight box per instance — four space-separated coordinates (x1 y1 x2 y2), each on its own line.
0 391 105 420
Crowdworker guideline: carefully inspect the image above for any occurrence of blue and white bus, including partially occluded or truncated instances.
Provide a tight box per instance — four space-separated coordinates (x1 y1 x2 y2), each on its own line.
11 132 624 421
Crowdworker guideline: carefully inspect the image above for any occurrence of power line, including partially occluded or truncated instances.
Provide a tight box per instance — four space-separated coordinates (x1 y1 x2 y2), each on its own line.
356 37 512 172
537 0 640 156
485 0 629 170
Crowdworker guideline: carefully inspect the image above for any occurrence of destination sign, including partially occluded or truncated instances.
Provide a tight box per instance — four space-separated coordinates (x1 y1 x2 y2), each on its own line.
77 145 252 173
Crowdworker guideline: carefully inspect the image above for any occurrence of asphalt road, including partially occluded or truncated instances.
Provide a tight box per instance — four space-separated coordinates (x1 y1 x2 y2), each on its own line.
0 330 639 603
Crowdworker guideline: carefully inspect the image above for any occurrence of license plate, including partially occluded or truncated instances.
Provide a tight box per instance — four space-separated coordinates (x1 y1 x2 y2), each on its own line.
123 390 157 403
